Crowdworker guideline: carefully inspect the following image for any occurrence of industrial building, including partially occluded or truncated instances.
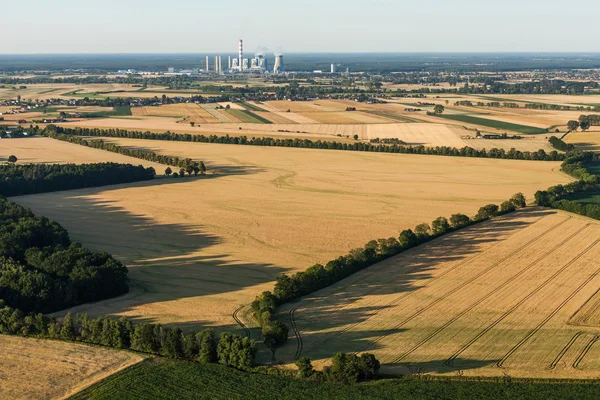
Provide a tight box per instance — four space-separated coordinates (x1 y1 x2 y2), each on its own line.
197 40 284 75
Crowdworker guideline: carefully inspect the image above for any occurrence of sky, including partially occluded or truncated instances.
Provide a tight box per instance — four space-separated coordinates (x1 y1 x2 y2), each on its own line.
2 0 598 54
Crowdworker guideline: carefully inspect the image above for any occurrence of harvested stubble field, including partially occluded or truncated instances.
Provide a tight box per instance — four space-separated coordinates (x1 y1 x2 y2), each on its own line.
564 130 600 152
11 139 570 333
0 137 165 171
277 210 600 379
0 335 143 400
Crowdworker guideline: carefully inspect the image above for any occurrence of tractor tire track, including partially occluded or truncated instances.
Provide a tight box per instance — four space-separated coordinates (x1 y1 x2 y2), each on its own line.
288 306 303 359
233 305 251 338
573 335 600 369
549 332 583 370
497 242 600 368
392 224 590 364
299 216 571 357
444 233 596 367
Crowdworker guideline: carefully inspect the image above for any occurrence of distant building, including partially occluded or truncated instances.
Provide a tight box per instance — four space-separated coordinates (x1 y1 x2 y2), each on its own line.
331 63 337 73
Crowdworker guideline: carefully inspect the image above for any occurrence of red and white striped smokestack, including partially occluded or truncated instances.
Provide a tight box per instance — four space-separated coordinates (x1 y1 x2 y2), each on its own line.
238 39 243 70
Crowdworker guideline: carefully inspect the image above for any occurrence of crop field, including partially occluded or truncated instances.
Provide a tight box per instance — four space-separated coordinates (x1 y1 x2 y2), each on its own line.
11 139 570 333
0 137 165 170
0 335 143 400
70 358 600 400
277 210 600 379
131 104 219 124
564 130 600 151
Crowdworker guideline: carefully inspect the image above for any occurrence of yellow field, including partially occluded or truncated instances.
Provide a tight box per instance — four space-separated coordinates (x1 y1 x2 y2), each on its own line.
277 210 600 379
131 103 219 124
0 335 143 400
0 137 165 171
564 130 600 151
11 139 570 333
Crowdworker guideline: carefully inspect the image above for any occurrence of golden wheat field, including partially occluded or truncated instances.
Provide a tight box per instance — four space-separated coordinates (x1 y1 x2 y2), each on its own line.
276 210 600 379
10 139 570 333
0 335 143 400
0 137 165 171
564 130 600 151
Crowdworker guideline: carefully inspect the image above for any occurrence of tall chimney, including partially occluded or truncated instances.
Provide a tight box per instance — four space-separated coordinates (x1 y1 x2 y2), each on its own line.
239 39 243 71
205 56 209 72
228 56 231 70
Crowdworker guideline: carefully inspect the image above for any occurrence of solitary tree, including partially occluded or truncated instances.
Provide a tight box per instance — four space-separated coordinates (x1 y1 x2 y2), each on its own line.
165 167 172 176
433 104 445 114
353 134 359 140
580 121 591 132
190 122 195 127
7 155 17 163
567 120 580 132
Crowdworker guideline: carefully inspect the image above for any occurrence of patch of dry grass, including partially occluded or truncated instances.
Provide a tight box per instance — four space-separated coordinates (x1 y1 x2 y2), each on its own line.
0 335 143 400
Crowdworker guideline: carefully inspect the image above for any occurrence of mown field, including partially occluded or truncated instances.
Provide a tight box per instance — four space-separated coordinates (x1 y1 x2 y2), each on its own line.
70 358 600 400
0 335 143 400
0 137 165 171
10 138 570 333
277 210 600 379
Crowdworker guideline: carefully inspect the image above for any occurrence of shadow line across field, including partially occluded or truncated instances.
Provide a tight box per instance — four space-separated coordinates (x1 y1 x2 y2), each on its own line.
13 163 287 332
280 210 552 372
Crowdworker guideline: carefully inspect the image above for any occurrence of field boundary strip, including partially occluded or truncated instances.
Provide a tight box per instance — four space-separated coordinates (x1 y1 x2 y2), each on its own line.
298 216 571 358
290 212 552 357
391 223 591 364
496 239 600 368
444 228 596 367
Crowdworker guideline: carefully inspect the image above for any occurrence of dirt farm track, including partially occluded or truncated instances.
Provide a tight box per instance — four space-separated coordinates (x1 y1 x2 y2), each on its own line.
277 210 600 379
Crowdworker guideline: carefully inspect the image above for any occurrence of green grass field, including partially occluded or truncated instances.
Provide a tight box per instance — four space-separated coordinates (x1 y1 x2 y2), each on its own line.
70 359 600 400
567 189 600 206
436 114 548 134
240 101 267 112
226 109 271 124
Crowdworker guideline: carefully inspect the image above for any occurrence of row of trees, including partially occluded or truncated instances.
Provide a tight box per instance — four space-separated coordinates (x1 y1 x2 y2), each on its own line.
567 120 591 132
0 163 156 197
252 194 527 350
579 115 600 126
43 127 206 174
45 126 567 162
0 304 256 370
296 352 380 384
0 197 129 313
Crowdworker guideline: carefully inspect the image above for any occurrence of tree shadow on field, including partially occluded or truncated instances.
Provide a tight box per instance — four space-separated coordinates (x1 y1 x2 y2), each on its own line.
11 166 287 333
275 209 556 369
382 358 501 376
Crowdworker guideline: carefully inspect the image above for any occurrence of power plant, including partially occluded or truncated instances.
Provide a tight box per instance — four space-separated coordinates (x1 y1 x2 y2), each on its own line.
202 40 283 75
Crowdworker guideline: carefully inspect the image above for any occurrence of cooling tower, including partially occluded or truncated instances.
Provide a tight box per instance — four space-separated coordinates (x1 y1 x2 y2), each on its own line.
274 54 284 73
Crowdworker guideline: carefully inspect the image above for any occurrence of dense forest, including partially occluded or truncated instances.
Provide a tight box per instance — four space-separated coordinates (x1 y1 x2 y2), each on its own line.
45 126 566 162
0 197 129 313
0 163 156 197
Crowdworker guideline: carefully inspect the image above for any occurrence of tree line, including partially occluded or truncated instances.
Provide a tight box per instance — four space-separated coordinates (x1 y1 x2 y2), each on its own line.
548 136 575 153
0 304 255 371
0 197 129 313
579 115 600 126
0 163 156 197
534 152 600 220
252 194 527 350
44 125 567 162
42 127 206 175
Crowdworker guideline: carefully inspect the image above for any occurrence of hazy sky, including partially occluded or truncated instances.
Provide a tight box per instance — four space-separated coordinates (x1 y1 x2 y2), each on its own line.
2 0 598 54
